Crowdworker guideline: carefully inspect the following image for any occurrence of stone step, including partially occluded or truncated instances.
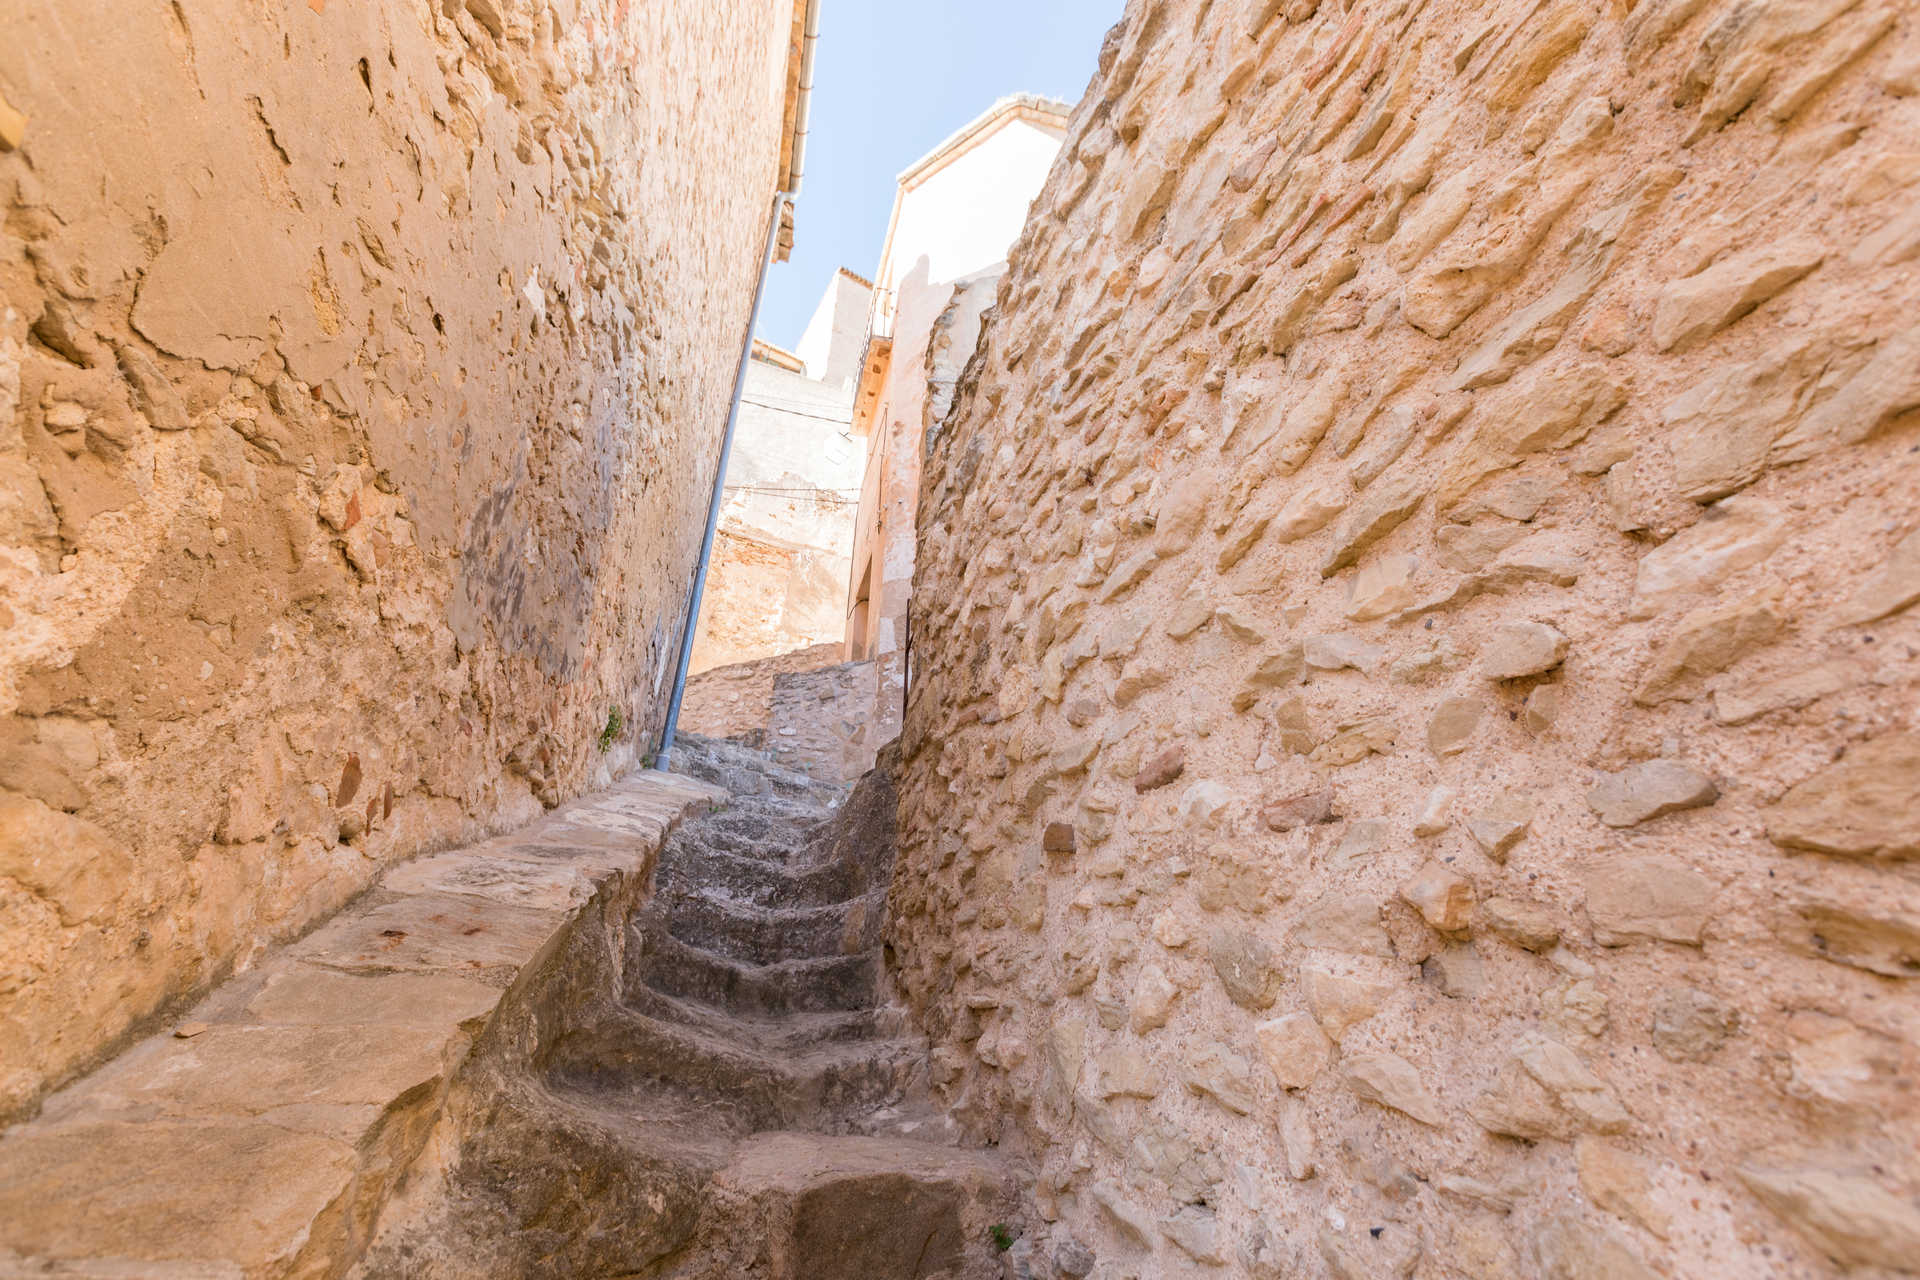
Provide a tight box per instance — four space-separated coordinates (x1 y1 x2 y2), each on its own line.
668 732 843 804
655 842 864 909
356 1079 741 1279
680 823 807 866
659 888 875 966
544 1010 925 1134
674 1130 1016 1280
627 930 882 1015
620 983 908 1051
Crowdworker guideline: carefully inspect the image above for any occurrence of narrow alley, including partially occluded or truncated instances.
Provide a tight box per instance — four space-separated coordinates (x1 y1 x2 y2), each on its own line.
3 1 1919 1278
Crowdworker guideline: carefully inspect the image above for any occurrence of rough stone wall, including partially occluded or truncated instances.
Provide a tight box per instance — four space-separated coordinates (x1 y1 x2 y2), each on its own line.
680 641 846 743
891 2 1920 1277
767 658 879 782
0 0 793 1122
686 356 863 675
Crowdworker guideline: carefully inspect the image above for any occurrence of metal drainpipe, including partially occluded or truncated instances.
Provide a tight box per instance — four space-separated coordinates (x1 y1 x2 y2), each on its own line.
657 190 786 771
657 0 818 770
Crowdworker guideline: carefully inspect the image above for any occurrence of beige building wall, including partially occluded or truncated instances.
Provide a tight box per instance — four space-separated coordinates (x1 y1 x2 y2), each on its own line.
894 2 1920 1276
0 0 801 1123
794 266 875 389
687 270 870 675
845 96 1071 753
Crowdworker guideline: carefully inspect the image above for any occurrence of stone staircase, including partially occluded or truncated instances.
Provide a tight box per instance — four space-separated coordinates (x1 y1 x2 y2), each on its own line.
356 736 1015 1280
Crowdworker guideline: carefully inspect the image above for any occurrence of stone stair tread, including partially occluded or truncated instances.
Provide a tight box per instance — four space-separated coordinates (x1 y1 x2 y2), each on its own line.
659 888 869 966
549 1005 921 1092
536 1076 742 1168
546 1017 924 1137
718 1130 1006 1193
630 931 881 1015
622 983 903 1050
656 843 862 909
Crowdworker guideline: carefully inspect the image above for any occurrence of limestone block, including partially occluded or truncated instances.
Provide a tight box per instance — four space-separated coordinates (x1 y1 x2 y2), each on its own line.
1303 967 1395 1040
1270 481 1349 544
1177 781 1234 829
1577 1138 1672 1240
1466 794 1534 861
1582 855 1715 946
1765 733 1920 860
1479 622 1569 679
1131 964 1179 1034
1184 1041 1260 1116
1209 928 1281 1010
1471 1034 1630 1140
1271 696 1321 754
1096 1046 1161 1099
1321 472 1426 577
1308 715 1396 767
1132 744 1186 794
1481 896 1561 952
1277 1101 1317 1182
1633 592 1784 705
1778 896 1920 978
1255 1014 1330 1090
1543 978 1610 1039
1523 684 1564 734
1413 786 1455 837
1346 554 1420 621
1630 496 1786 617
1089 1181 1155 1250
1650 986 1738 1062
1782 1011 1903 1110
1194 846 1293 913
1303 634 1384 673
1214 605 1267 643
1400 861 1474 932
1530 1212 1659 1280
1261 785 1336 832
1295 893 1395 958
1318 1222 1423 1279
1154 473 1211 556
1651 238 1825 352
1585 760 1718 828
1342 1052 1446 1126
1737 1164 1920 1272
1161 1206 1226 1265
1233 644 1306 711
1835 526 1920 624
1421 944 1486 999
0 1119 361 1273
1778 323 1920 459
1435 521 1530 572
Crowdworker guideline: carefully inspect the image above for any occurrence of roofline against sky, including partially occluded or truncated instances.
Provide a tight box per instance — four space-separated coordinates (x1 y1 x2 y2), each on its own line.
894 92 1074 191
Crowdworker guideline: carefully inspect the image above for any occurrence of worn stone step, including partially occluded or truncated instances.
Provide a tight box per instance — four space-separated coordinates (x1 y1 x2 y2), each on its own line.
544 1010 924 1133
702 810 826 851
655 843 864 909
660 889 874 966
356 1080 740 1279
665 1131 1016 1280
668 733 842 805
627 930 881 1015
677 824 806 866
620 983 908 1051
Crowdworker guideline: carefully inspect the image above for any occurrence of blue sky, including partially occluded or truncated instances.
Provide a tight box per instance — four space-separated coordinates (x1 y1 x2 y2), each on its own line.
759 0 1126 348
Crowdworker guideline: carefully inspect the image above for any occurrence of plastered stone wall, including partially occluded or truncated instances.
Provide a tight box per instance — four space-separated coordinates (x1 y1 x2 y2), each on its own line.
891 1 1920 1276
680 641 846 743
0 0 792 1121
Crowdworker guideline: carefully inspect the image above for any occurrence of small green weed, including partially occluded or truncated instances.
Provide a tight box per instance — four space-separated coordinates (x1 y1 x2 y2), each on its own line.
989 1223 1015 1253
597 707 623 752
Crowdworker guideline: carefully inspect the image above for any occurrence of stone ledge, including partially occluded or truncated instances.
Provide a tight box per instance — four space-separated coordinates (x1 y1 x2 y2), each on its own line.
0 770 725 1280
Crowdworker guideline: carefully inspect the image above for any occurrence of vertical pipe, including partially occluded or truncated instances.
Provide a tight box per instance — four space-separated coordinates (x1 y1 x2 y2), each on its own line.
657 191 787 770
